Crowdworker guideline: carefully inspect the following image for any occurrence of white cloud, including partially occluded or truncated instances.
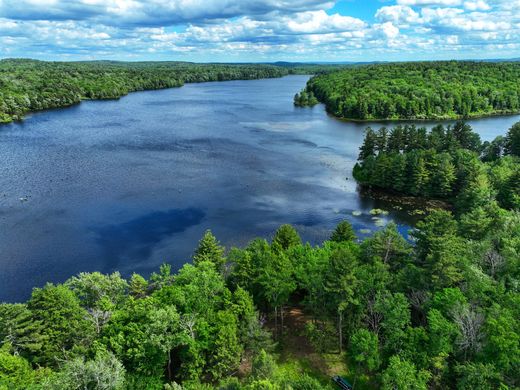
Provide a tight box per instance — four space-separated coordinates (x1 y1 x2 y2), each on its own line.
376 5 421 25
463 0 490 11
0 0 336 26
284 11 366 34
373 22 400 39
397 0 462 6
0 0 519 61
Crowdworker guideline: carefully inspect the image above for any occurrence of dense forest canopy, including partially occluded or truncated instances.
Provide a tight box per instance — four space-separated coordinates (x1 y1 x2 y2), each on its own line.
353 121 520 215
304 61 520 120
1 123 519 389
0 59 290 123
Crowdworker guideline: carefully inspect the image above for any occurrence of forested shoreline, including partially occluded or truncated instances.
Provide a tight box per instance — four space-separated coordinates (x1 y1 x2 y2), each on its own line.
0 59 290 123
353 121 520 214
303 61 520 120
1 61 519 389
1 122 519 389
4 60 520 125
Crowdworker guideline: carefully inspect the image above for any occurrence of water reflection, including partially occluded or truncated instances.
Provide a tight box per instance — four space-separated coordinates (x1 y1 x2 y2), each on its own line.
1 75 519 302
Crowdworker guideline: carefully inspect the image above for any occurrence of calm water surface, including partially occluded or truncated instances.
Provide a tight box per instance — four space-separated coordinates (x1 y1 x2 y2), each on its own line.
1 75 519 302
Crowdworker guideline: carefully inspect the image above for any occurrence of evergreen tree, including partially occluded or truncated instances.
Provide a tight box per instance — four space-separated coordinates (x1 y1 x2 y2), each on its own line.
272 224 301 251
0 304 46 358
505 121 520 156
359 127 377 160
330 220 356 243
193 230 226 270
27 284 94 366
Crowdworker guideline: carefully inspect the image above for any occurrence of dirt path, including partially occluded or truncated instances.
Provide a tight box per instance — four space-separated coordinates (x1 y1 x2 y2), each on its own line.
277 307 346 378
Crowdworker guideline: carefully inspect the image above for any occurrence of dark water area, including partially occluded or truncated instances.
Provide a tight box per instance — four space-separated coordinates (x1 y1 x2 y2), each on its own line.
1 75 519 302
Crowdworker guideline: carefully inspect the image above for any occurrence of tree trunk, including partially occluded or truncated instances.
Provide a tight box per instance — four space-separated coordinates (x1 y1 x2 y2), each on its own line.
338 310 343 354
274 306 278 338
167 350 172 381
281 306 284 334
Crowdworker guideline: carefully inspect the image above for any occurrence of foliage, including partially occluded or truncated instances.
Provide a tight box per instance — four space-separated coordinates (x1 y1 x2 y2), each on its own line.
306 61 520 120
293 89 319 107
0 59 289 123
330 221 356 243
353 121 520 214
1 116 520 389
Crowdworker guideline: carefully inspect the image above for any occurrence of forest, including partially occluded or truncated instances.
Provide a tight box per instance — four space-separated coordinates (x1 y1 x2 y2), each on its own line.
0 59 290 123
304 61 520 120
353 121 520 214
1 123 519 389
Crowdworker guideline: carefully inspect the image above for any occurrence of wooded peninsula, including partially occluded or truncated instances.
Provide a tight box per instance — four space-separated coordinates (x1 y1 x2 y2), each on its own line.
303 61 520 120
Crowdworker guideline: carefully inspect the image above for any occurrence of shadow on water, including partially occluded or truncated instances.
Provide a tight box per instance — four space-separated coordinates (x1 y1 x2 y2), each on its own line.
92 208 205 272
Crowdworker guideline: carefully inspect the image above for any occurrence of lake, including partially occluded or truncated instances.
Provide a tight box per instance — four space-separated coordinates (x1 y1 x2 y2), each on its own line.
1 75 519 302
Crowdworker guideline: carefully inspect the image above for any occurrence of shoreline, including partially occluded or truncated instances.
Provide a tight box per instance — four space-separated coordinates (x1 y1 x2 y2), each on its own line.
0 74 292 126
322 106 520 124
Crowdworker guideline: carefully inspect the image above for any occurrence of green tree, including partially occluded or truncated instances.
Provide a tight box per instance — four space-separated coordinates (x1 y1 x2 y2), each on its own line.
324 245 359 353
0 303 46 358
209 310 243 381
272 224 302 251
455 362 502 390
0 343 37 389
483 305 520 378
193 230 226 270
44 351 126 390
505 121 520 157
147 305 183 381
257 251 296 336
27 283 94 366
65 272 128 309
430 153 456 197
350 328 380 374
129 273 149 298
359 127 377 160
330 220 356 243
251 350 277 380
377 293 411 357
381 355 431 390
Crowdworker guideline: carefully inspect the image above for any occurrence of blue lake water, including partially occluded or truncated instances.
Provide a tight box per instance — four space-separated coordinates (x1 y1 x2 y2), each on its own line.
1 75 519 302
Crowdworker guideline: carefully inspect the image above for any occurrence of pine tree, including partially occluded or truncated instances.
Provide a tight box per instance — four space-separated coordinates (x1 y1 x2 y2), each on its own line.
193 230 225 270
331 221 356 243
505 121 520 157
0 304 46 357
272 224 301 251
410 156 429 196
431 154 456 198
359 127 377 161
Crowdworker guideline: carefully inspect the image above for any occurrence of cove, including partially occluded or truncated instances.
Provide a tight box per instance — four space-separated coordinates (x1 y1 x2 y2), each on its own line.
1 75 519 302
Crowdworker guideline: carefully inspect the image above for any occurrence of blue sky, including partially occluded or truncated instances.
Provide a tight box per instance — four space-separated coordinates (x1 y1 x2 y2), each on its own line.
0 0 519 62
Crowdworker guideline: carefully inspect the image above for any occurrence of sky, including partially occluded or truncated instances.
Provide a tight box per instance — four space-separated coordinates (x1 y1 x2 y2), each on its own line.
0 0 519 62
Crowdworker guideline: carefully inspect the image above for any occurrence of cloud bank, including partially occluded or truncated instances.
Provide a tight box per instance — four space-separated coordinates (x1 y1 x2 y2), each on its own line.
0 0 518 61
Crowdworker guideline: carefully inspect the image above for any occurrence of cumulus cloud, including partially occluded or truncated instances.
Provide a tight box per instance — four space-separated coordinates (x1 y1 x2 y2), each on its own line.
0 0 335 26
373 22 400 39
0 0 519 61
376 5 421 26
283 11 366 34
397 0 462 6
463 0 491 11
